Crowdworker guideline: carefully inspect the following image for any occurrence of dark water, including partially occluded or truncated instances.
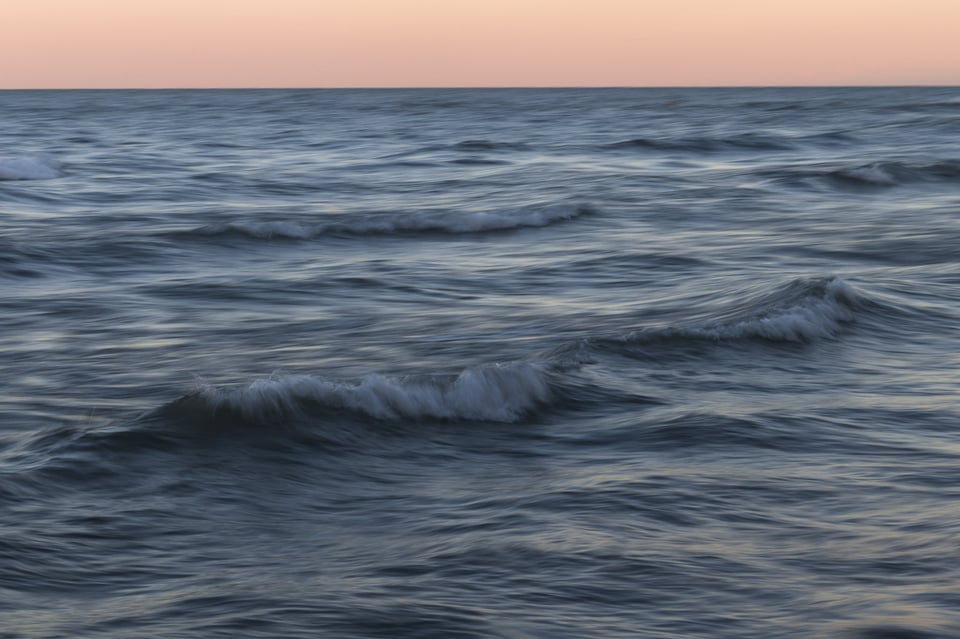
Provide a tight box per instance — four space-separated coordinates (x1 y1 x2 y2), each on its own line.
2 87 960 638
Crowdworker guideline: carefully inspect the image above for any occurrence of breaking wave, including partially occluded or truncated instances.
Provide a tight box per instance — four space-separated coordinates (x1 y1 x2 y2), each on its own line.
156 361 553 428
617 276 859 345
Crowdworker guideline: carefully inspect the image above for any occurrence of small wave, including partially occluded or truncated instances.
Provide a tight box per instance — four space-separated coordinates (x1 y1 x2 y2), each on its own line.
633 412 807 451
842 623 954 639
605 134 792 153
187 204 590 240
800 130 858 147
453 139 529 152
0 242 55 278
156 361 553 428
384 139 529 162
618 276 858 345
449 157 511 166
882 97 960 113
833 164 898 186
827 160 960 187
0 155 62 180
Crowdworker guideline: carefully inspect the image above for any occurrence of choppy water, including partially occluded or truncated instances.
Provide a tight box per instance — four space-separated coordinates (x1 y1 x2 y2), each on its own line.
2 87 960 639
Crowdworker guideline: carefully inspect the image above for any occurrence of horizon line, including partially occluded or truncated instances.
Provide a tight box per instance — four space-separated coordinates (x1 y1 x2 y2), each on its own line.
1 83 958 91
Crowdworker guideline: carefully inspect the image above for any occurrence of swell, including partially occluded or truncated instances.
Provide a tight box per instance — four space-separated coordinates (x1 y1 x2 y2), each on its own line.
177 203 591 241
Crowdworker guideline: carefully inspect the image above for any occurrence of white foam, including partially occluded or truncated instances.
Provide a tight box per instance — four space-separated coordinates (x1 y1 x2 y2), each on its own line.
0 155 61 180
195 361 552 424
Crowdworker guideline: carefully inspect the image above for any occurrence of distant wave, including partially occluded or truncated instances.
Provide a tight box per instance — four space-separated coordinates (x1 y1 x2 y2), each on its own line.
453 139 530 151
380 139 531 163
184 204 591 240
799 130 858 147
881 97 960 113
156 361 553 428
605 134 793 153
612 276 858 345
0 155 61 180
827 160 960 187
449 157 511 166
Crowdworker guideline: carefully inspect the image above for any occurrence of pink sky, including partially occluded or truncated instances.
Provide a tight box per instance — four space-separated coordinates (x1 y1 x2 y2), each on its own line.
2 0 958 88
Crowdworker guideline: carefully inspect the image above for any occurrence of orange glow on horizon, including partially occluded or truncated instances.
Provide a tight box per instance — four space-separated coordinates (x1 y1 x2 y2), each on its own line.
1 0 958 89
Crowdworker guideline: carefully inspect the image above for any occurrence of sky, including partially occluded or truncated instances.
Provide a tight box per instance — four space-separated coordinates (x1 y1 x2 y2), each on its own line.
2 0 958 89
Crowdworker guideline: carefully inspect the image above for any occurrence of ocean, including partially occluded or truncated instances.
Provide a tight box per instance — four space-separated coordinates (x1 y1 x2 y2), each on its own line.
1 87 959 638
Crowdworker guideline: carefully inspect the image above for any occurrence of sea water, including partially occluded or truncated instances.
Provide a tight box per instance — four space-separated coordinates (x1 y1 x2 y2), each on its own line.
2 87 960 638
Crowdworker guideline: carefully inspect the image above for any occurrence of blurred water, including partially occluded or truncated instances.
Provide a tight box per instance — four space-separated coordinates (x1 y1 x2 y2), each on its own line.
2 87 959 638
